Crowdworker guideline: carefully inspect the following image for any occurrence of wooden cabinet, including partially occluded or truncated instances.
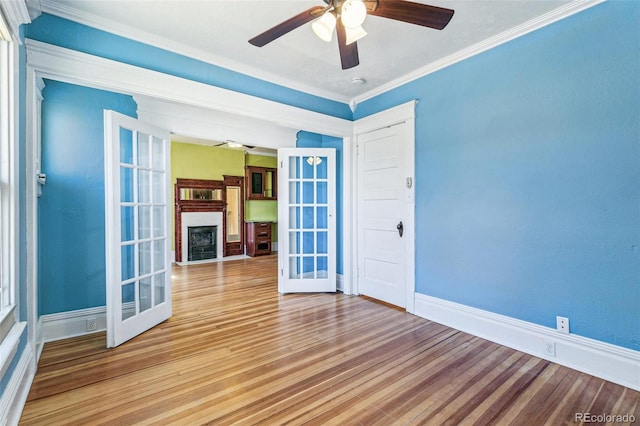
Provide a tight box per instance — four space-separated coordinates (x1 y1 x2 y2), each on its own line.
246 221 272 257
245 166 277 200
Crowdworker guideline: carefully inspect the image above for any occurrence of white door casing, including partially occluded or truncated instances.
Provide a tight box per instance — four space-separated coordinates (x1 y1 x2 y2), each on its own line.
104 110 172 348
354 101 416 312
278 148 337 293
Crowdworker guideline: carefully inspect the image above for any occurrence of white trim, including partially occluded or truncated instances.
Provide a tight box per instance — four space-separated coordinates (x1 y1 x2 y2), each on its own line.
40 307 106 343
0 0 31 42
135 95 298 151
25 39 352 139
336 274 344 293
0 336 34 426
352 0 606 106
414 293 640 392
341 136 353 296
25 68 44 377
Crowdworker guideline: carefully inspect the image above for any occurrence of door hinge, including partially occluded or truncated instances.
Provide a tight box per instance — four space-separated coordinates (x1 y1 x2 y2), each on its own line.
281 268 284 276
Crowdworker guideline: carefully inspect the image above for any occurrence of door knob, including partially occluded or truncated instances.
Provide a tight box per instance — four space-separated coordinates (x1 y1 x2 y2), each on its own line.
397 221 404 238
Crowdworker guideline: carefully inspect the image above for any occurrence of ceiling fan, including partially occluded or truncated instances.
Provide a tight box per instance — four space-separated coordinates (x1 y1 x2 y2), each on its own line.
249 0 455 70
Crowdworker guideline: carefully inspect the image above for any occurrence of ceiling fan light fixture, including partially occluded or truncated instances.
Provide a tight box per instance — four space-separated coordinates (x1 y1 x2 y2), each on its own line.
345 25 367 45
340 0 367 29
312 12 336 42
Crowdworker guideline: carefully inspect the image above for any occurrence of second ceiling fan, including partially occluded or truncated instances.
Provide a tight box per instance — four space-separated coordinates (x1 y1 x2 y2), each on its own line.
249 0 455 70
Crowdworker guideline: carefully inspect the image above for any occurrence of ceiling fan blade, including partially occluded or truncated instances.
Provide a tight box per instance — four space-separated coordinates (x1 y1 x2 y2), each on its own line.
369 0 454 30
336 21 359 70
249 6 326 47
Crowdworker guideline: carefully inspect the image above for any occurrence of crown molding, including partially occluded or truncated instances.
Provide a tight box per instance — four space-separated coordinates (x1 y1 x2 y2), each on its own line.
0 0 31 41
351 0 606 107
33 0 604 111
26 39 353 138
37 0 352 104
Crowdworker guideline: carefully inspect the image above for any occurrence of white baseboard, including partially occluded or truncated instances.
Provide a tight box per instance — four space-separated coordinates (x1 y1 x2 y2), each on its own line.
414 293 640 391
337 274 344 293
41 307 106 343
0 343 35 426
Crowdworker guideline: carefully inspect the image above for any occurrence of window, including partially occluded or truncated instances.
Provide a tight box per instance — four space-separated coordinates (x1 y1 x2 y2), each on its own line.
0 8 18 349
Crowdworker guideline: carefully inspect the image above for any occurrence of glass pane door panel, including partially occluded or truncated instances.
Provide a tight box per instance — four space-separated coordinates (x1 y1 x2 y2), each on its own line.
289 231 301 255
153 171 164 203
302 182 314 204
303 207 314 229
153 240 164 272
121 244 135 281
139 277 152 313
303 257 314 278
138 206 151 239
138 132 151 168
121 282 135 321
303 159 314 178
317 207 328 229
317 232 328 254
120 128 133 164
289 206 300 229
121 207 134 242
152 136 164 169
317 182 328 204
317 158 328 179
155 273 166 305
303 232 314 254
153 206 164 237
317 257 328 278
138 170 151 203
139 241 151 275
289 182 300 203
120 167 133 203
289 257 300 279
289 157 300 179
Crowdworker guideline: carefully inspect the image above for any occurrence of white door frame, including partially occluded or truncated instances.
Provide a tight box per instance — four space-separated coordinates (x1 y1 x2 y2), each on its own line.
24 39 410 344
351 100 416 313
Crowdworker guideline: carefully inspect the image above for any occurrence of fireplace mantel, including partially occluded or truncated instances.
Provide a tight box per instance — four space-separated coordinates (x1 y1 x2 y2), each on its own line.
174 178 224 263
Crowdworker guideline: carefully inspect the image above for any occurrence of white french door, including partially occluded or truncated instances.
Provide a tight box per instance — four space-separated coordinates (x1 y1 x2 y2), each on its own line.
278 148 336 293
104 110 172 348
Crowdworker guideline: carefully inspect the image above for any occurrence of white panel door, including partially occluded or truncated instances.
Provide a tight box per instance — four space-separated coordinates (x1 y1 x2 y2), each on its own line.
278 148 336 293
357 122 413 308
104 110 172 348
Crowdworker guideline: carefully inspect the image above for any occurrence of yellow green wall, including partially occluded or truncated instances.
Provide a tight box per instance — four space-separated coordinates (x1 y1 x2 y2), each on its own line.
244 153 278 225
171 142 278 251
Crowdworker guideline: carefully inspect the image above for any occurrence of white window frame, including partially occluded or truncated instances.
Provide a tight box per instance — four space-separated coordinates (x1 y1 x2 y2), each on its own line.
0 32 18 348
0 0 30 382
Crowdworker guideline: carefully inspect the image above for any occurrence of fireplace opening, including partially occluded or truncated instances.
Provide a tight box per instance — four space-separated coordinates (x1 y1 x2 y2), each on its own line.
188 225 217 261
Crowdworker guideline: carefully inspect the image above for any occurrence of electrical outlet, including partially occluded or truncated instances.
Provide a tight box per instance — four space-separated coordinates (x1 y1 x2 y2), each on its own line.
86 317 97 332
556 316 569 334
544 341 556 357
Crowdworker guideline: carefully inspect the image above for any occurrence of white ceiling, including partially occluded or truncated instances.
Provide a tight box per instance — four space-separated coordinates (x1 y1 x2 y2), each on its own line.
32 0 584 105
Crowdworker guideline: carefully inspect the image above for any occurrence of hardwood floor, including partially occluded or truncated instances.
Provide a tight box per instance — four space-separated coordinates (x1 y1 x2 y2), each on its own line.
21 255 639 425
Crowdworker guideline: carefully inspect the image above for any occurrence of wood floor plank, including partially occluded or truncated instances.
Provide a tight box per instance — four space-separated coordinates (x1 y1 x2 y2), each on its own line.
20 255 640 425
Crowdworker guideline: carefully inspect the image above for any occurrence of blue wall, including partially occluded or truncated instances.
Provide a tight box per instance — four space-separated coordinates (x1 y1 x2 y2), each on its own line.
39 81 137 315
26 14 352 120
356 1 640 350
25 1 639 352
296 131 344 275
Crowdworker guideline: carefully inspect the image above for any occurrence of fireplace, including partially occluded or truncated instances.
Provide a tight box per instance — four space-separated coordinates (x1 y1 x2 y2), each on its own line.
188 226 217 261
